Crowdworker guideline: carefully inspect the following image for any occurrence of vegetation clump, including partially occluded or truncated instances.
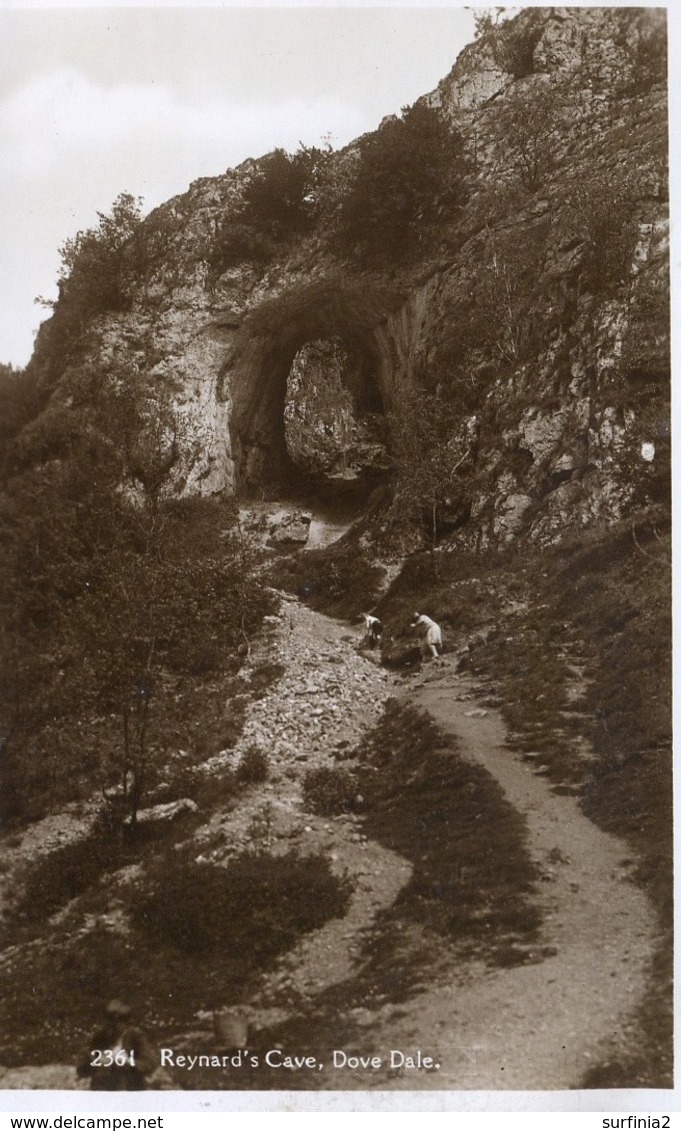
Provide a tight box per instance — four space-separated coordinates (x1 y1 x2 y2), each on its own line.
0 849 351 1065
302 766 358 816
236 745 270 786
130 849 351 957
209 145 330 275
335 102 469 264
267 537 385 621
0 440 276 827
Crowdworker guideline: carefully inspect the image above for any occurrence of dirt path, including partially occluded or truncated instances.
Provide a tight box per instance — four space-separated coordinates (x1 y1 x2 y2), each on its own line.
353 658 658 1090
230 605 659 1091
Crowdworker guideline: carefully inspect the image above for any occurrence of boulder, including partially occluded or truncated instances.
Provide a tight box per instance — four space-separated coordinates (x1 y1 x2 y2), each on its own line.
268 511 312 546
133 798 199 825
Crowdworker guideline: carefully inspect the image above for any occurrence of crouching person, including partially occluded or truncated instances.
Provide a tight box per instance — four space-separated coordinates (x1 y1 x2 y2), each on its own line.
360 612 382 649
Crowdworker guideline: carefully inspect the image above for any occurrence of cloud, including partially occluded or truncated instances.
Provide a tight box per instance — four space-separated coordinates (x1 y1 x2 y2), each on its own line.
0 68 369 363
1 67 367 179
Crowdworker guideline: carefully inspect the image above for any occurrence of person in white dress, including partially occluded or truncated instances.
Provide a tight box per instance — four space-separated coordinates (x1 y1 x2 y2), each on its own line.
411 612 443 660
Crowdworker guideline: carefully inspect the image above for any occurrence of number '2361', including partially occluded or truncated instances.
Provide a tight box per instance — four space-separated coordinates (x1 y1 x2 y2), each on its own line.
90 1049 135 1067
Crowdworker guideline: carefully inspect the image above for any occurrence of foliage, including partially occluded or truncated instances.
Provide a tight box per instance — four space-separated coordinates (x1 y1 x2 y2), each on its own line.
208 221 276 276
8 809 143 930
0 848 351 1065
618 13 668 96
267 537 385 620
388 389 475 548
130 849 352 956
0 406 275 826
0 365 41 459
474 8 543 79
49 193 144 337
209 145 330 275
575 10 668 102
335 102 468 263
558 169 642 296
242 145 328 237
236 745 270 785
302 766 357 816
26 194 148 399
491 81 567 194
376 548 510 668
474 221 551 363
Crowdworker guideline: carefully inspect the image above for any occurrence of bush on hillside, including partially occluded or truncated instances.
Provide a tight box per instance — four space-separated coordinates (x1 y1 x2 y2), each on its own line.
267 539 385 620
335 103 468 263
302 767 358 816
130 850 352 956
236 745 270 786
241 146 328 236
0 425 276 827
209 145 332 277
475 10 543 78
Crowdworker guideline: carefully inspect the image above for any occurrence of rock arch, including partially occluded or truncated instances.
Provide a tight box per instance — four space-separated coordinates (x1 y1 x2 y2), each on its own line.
224 279 414 493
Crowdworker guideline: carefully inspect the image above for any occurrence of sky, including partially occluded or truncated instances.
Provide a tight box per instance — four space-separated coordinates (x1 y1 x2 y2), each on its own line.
0 3 482 367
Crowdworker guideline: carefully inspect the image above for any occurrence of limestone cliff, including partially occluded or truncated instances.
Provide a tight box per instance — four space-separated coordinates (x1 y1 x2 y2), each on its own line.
20 6 669 549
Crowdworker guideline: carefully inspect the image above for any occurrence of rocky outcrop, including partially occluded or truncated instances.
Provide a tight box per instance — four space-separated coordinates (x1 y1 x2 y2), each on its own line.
26 6 669 549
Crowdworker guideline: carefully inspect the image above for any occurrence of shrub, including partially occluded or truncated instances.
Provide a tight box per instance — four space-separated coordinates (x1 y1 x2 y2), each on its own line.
49 193 146 347
9 812 136 927
160 763 239 810
130 850 352 956
558 170 641 296
302 766 358 816
268 539 385 620
208 221 275 276
243 147 319 233
335 102 468 263
0 452 276 825
476 11 543 79
491 81 566 194
0 364 41 459
388 390 475 549
236 745 270 785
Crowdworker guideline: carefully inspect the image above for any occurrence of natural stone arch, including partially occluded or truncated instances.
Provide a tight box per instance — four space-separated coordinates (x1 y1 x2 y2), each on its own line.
225 279 410 494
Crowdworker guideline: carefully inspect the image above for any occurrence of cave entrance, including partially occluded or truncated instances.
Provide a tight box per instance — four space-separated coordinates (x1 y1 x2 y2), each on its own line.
283 335 390 498
228 281 406 501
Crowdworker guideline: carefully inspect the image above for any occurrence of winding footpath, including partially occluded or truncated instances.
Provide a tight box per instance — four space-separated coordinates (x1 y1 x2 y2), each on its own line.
364 665 658 1090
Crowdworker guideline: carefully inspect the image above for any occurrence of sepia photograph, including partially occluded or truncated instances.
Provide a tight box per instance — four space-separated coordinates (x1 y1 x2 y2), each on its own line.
0 1 672 1112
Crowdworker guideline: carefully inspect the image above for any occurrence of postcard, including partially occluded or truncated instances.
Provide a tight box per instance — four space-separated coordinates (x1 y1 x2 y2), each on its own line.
0 1 674 1121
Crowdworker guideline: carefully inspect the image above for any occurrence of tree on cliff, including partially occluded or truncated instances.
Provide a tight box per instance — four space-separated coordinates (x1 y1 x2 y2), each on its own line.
336 102 468 263
474 8 543 79
55 192 144 321
32 193 146 390
0 364 41 460
491 80 568 194
240 145 329 237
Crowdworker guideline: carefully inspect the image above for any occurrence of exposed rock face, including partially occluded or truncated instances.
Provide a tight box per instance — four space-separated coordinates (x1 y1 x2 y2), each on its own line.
284 337 389 484
26 6 669 548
